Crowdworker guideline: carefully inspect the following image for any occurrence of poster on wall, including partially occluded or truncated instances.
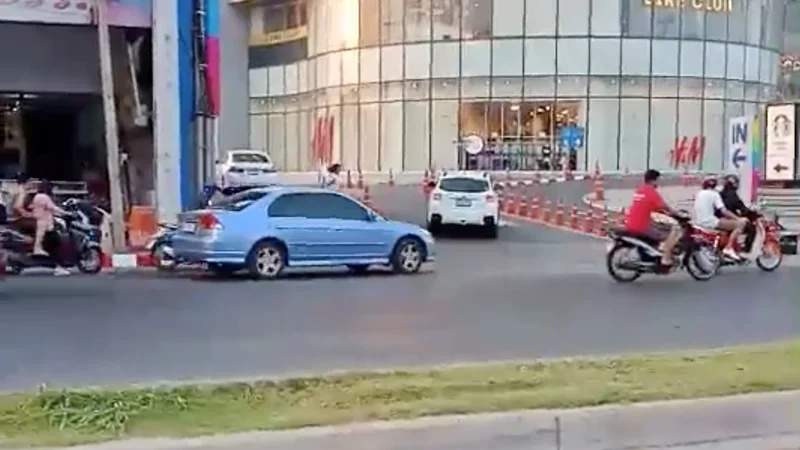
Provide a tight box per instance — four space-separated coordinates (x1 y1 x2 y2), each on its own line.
0 0 151 28
764 104 797 181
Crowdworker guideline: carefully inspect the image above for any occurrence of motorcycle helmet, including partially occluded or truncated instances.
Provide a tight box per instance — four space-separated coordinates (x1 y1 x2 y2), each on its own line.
724 174 739 188
701 176 718 190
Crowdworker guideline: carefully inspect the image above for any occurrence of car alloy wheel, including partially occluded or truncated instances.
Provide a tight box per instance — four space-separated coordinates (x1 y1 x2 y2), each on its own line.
392 238 423 274
254 245 284 278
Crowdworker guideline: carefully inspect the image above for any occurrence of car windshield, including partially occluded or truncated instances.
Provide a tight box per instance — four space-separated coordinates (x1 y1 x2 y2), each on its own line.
208 190 270 211
231 153 270 164
439 177 489 193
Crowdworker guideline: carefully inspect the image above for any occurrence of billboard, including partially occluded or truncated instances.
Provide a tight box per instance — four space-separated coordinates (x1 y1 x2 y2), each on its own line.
764 104 797 181
0 0 151 28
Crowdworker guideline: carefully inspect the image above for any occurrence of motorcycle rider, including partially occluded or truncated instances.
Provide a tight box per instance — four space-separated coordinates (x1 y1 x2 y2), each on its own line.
624 169 684 266
322 163 342 189
719 174 757 253
693 176 747 261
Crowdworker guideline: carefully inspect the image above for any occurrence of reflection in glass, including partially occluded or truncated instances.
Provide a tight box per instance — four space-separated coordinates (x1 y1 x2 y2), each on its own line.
461 0 492 39
432 0 460 40
404 0 432 42
381 0 405 44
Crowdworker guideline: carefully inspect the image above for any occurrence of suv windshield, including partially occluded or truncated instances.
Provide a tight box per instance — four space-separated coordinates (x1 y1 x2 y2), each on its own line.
439 177 489 193
208 190 270 211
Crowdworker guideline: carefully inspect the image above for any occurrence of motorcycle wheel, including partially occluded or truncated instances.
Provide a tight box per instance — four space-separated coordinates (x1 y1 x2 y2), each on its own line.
77 247 102 274
685 246 717 281
152 243 177 271
606 243 642 283
756 240 783 272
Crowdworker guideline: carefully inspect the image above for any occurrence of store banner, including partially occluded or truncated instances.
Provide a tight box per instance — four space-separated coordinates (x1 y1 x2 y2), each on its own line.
764 104 797 181
0 0 151 28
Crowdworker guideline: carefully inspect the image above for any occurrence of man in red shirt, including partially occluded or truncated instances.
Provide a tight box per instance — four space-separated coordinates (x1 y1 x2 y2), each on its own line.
624 170 683 265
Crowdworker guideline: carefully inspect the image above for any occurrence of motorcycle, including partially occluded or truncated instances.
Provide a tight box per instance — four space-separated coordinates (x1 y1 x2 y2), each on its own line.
146 222 179 271
606 211 719 283
1 212 103 275
694 211 783 272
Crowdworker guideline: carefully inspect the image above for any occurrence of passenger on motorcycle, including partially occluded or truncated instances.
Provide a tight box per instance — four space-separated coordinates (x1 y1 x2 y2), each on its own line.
624 169 684 266
719 174 757 252
693 176 747 261
322 163 342 189
31 180 70 276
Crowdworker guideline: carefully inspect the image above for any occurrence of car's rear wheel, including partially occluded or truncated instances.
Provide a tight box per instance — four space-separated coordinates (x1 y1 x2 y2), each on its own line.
246 241 286 280
391 237 424 275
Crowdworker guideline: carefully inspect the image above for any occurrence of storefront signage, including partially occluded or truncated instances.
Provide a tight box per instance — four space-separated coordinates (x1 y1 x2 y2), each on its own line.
764 104 797 181
643 0 733 12
727 116 757 203
669 135 705 169
249 26 308 47
0 0 151 27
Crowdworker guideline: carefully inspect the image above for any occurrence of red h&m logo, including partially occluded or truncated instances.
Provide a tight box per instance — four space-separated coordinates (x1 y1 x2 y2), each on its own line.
669 135 705 169
311 115 334 165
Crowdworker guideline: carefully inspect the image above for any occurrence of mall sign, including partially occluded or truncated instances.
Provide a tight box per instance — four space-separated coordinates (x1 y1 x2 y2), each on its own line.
643 0 734 12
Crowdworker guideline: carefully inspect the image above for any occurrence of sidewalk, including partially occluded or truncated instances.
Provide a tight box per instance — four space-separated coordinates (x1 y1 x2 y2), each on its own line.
29 391 800 450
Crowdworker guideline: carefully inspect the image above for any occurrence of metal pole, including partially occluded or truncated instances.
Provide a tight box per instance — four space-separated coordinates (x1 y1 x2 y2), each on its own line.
96 0 126 250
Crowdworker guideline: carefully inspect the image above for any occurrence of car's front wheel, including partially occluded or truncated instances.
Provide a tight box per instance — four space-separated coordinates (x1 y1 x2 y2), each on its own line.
391 237 424 275
246 240 286 280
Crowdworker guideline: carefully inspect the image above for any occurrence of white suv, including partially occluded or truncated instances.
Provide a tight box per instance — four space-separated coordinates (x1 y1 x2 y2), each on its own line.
426 171 499 238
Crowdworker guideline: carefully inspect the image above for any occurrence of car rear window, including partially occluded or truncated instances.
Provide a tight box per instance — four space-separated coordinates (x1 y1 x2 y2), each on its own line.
231 153 270 164
439 177 489 193
209 190 270 211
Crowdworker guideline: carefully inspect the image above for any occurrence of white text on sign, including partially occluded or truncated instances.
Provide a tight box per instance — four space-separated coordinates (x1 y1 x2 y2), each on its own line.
643 0 734 12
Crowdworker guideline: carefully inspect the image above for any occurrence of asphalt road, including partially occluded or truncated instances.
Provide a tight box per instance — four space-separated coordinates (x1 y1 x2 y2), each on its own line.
0 183 798 392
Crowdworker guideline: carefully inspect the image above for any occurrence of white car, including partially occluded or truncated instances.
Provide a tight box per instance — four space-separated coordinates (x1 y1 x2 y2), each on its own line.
426 171 499 238
216 150 277 188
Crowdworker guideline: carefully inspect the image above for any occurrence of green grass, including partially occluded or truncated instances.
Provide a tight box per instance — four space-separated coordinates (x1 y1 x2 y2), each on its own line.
2 340 800 447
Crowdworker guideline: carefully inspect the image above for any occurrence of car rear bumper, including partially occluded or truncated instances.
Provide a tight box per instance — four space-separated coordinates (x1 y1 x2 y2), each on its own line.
429 208 497 226
223 172 278 187
172 235 246 264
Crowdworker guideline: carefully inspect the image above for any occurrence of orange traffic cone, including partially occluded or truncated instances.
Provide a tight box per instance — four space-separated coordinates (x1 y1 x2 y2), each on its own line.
593 177 605 202
504 192 516 214
517 194 529 216
598 206 610 237
357 170 364 189
569 205 580 229
542 200 552 223
555 200 565 226
362 185 372 207
584 208 596 234
529 196 540 220
388 169 395 187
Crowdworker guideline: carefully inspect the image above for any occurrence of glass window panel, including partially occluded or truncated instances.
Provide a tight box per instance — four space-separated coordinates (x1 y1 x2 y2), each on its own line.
651 40 679 76
676 99 702 170
360 47 380 83
590 0 620 36
679 40 704 78
268 66 285 96
360 0 380 47
433 78 460 98
621 38 651 76
727 0 745 43
622 0 652 37
298 60 308 91
298 110 311 170
492 77 523 97
360 103 380 171
359 83 379 103
404 0 431 42
766 0 784 50
652 6 679 38
745 0 763 46
743 83 760 101
726 44 744 80
760 50 775 84
249 68 268 97
744 46 760 82
679 77 703 99
524 0 556 36
620 76 650 97
432 42 459 77
461 0 492 39
432 0 460 40
726 80 744 100
341 50 358 85
523 76 556 98
557 76 587 97
556 39 588 75
461 40 491 77
381 0 405 44
557 0 589 35
492 39 523 76
284 112 299 170
461 77 490 98
652 77 678 98
267 114 286 170
589 76 620 97
341 104 359 169
704 6 727 41
680 6 704 40
587 99 619 171
431 100 459 169
524 38 556 75
315 55 327 88
325 52 341 87
590 38 620 76
648 98 677 169
406 43 432 79
704 42 726 79
382 81 405 101
249 114 267 152
406 79 431 100
380 102 404 171
492 0 523 36
705 79 726 99
618 99 649 171
381 45 404 82
404 101 431 170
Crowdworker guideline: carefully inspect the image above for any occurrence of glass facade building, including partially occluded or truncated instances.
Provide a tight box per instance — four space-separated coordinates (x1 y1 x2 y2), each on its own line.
247 0 785 173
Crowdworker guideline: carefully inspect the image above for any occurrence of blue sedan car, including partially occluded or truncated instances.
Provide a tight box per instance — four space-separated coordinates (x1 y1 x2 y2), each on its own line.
171 186 435 279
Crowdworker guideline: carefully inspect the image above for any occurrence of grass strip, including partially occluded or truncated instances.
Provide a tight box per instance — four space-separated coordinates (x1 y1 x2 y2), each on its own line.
1 340 799 447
